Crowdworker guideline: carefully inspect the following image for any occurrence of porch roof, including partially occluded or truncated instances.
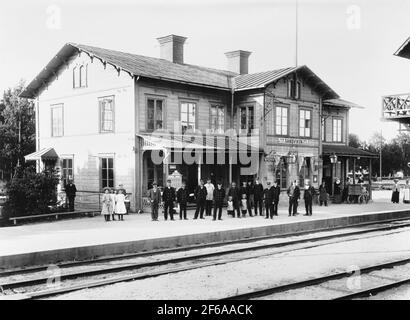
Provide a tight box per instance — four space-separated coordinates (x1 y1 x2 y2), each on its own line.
322 144 378 158
25 148 59 161
137 134 262 152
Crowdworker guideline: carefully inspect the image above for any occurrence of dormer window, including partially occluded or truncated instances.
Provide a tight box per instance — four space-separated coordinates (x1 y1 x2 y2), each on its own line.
73 64 87 88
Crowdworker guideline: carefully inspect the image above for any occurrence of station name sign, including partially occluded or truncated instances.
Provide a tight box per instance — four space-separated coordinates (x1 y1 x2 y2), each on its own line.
277 137 313 145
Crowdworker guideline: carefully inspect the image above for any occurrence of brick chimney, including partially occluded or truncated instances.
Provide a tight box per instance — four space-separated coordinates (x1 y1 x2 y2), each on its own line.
157 34 187 64
224 50 252 75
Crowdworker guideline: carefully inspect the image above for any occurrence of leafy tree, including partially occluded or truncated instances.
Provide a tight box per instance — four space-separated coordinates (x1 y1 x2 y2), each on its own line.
348 133 362 148
3 167 60 219
0 81 35 180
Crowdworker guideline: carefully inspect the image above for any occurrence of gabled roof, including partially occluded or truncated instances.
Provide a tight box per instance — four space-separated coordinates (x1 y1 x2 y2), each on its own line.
20 43 237 98
20 43 338 100
233 65 339 99
394 37 410 59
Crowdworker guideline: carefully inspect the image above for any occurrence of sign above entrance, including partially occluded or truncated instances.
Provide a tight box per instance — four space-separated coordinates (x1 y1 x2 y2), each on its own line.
269 137 318 147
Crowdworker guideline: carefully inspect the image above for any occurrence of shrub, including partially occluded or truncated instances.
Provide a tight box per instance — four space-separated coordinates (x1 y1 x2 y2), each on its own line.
3 167 60 218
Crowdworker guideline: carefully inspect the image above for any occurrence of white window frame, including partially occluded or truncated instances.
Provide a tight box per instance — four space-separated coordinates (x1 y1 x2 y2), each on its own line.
180 101 196 133
332 118 343 142
210 105 225 134
299 108 312 137
100 156 115 189
99 96 115 133
51 104 64 137
275 105 288 136
239 105 254 135
146 97 164 132
61 157 74 186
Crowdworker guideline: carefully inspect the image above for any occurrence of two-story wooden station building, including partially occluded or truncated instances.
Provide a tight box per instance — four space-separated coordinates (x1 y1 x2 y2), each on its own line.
21 35 376 211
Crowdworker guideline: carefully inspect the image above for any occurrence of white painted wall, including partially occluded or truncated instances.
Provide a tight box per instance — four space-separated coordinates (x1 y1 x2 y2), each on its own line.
36 53 136 207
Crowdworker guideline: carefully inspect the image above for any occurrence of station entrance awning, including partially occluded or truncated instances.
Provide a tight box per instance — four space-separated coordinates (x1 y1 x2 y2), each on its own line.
25 147 59 161
137 134 262 153
322 145 378 158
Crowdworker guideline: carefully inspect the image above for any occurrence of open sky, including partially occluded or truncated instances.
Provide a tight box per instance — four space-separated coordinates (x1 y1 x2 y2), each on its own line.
1 0 409 141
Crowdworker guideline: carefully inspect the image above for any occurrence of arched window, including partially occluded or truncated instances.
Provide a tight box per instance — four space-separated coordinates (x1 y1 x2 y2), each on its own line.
79 64 87 87
73 67 78 88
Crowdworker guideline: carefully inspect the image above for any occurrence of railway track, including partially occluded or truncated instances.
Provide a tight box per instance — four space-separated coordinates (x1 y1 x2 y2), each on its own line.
1 218 410 300
223 258 410 300
2 216 410 278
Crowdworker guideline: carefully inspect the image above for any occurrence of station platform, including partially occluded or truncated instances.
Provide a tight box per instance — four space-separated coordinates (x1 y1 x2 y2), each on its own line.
1 191 410 269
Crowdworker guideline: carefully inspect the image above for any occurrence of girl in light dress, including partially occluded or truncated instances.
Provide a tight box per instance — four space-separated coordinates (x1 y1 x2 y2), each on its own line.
227 196 234 217
110 188 116 220
115 189 127 221
240 194 248 216
402 180 410 204
101 188 112 221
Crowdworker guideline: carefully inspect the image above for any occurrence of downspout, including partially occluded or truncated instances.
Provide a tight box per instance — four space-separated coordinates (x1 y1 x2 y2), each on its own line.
230 88 234 184
319 96 323 186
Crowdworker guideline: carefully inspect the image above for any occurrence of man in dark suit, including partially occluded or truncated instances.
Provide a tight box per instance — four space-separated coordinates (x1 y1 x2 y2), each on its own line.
176 181 189 220
303 179 316 216
148 182 161 221
162 179 176 221
227 182 241 218
287 180 300 216
246 180 254 217
213 182 226 221
253 178 264 216
264 181 274 219
65 179 77 212
272 180 281 216
194 179 207 219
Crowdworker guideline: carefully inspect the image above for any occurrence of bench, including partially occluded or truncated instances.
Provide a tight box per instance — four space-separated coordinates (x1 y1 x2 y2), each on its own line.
9 210 100 225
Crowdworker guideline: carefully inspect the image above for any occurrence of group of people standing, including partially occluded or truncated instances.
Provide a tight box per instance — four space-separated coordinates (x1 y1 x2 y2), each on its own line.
101 186 128 221
391 179 410 204
147 177 319 222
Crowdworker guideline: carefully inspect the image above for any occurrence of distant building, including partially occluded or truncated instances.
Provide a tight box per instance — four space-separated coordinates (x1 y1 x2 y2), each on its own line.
21 34 376 210
382 37 410 131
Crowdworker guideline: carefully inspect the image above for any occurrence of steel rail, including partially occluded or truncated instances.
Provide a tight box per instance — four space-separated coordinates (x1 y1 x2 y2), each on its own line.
2 216 410 278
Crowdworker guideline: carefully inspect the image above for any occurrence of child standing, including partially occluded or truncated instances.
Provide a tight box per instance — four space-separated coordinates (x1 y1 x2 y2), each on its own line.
241 194 248 217
110 188 116 220
115 189 127 221
227 196 234 217
101 188 112 221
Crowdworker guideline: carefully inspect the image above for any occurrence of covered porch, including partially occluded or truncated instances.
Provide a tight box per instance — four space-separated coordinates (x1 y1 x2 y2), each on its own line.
322 144 379 199
137 134 262 195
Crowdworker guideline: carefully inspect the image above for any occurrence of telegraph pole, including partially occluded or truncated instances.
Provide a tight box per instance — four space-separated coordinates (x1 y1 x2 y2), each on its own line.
295 0 299 67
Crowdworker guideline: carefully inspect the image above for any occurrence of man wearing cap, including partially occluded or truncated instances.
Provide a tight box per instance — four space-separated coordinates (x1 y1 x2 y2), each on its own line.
287 180 301 216
264 181 274 219
213 181 226 221
303 179 316 216
194 179 207 219
148 182 161 221
65 179 77 212
272 180 281 216
177 181 189 220
254 178 264 216
162 179 176 221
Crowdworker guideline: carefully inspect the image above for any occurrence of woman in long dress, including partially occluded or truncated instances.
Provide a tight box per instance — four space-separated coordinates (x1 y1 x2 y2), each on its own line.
403 180 410 204
101 188 112 221
391 179 400 204
115 189 127 221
